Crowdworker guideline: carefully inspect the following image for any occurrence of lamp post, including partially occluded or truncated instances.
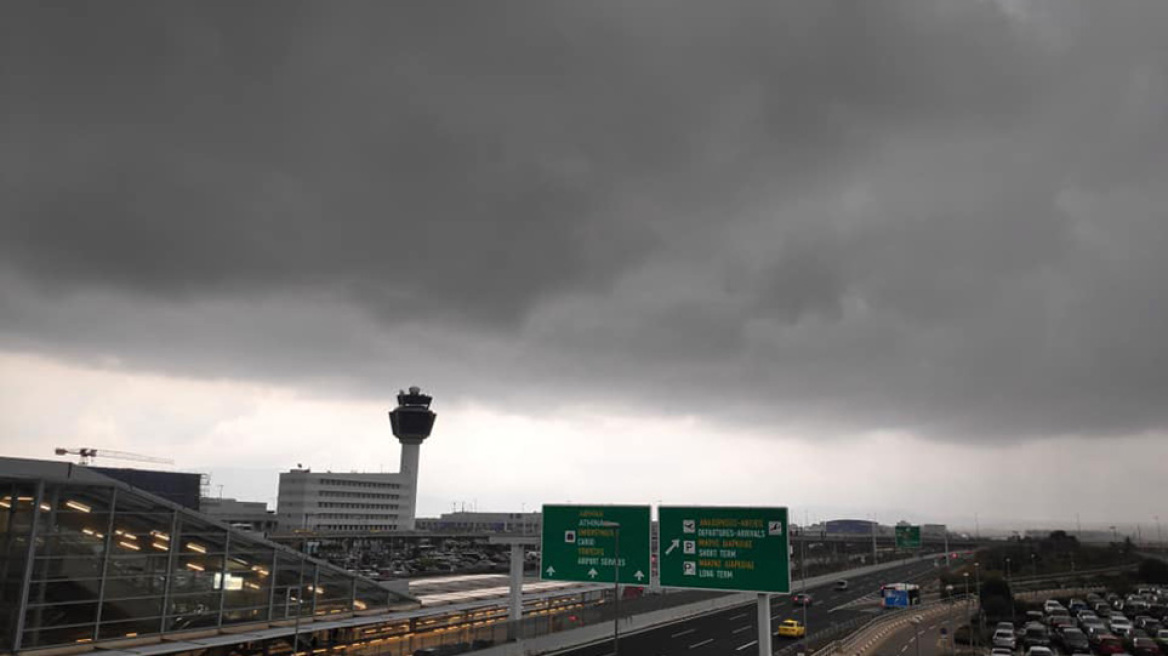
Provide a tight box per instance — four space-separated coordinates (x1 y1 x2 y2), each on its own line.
1030 552 1036 576
1156 516 1163 550
945 584 956 656
974 562 981 648
598 520 622 656
963 572 970 647
1005 557 1011 582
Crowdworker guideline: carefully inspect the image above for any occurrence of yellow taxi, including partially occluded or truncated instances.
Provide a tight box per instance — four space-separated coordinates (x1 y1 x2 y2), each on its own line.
777 619 806 638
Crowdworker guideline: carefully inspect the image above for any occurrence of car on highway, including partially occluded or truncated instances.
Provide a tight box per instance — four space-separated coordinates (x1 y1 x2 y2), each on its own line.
835 580 849 591
793 593 814 606
994 630 1018 650
777 619 806 638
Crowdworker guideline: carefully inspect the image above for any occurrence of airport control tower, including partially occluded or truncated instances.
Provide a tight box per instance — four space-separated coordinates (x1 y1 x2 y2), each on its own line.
389 386 437 530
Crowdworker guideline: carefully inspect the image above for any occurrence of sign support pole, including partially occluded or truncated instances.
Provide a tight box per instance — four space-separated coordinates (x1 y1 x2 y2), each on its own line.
609 523 621 656
757 593 772 656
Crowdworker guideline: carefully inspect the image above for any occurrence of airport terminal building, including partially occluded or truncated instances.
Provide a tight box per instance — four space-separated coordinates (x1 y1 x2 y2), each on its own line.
0 457 415 654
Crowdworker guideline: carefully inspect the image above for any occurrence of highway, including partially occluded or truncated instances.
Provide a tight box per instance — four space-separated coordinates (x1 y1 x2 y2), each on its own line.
555 558 939 656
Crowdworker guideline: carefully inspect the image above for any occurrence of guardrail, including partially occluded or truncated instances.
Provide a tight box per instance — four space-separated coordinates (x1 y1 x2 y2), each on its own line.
799 596 972 656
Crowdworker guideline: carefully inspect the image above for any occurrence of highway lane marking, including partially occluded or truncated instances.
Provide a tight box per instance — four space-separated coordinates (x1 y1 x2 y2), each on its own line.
736 640 759 651
689 638 714 649
732 625 752 634
671 628 696 638
729 613 748 621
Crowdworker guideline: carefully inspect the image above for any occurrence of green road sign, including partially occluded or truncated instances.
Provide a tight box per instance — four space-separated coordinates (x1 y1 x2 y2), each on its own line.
896 525 922 549
540 505 651 585
658 506 790 594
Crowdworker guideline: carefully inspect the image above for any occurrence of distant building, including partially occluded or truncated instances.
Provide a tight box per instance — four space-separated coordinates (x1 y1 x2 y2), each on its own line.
90 466 202 510
922 524 948 537
277 389 434 532
201 496 277 533
277 470 411 532
825 519 878 535
415 511 541 534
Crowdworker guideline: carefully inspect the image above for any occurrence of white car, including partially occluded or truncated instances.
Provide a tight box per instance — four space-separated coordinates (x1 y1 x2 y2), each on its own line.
1026 646 1055 656
992 649 1014 656
1109 617 1134 636
993 630 1018 650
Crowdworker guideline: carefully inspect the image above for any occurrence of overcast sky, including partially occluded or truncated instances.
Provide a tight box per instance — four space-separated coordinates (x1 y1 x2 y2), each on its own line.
3 1 1167 533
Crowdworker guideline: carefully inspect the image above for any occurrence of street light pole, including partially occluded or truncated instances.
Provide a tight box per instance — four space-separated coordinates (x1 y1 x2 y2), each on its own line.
1157 516 1163 549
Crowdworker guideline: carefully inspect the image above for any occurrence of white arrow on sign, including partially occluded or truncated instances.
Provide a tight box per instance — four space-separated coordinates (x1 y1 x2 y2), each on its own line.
588 568 598 579
665 538 680 555
634 570 645 581
545 566 556 577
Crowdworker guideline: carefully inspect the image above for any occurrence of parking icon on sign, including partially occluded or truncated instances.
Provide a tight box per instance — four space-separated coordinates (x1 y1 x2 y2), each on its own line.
683 561 697 576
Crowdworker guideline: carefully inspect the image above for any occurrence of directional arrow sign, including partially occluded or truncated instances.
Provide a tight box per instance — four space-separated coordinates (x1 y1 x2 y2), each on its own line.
658 506 791 594
540 504 651 585
895 525 922 549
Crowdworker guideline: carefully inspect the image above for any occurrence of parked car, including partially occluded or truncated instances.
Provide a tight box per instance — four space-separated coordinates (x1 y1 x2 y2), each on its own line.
777 619 806 638
991 649 1014 656
1058 627 1090 653
1025 647 1054 656
1137 617 1164 634
994 630 1018 650
998 622 1018 634
1129 637 1163 656
1112 617 1136 638
1046 600 1068 615
1090 632 1126 655
1024 623 1052 648
1155 629 1168 649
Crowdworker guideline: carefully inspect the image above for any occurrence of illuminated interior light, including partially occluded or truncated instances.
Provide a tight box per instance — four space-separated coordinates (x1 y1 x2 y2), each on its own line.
65 500 92 513
0 500 9 509
354 600 367 610
118 541 141 551
186 542 207 554
124 633 138 638
17 497 33 502
186 562 205 572
244 582 262 590
75 638 93 644
82 528 96 536
152 542 169 551
150 530 170 541
39 503 51 512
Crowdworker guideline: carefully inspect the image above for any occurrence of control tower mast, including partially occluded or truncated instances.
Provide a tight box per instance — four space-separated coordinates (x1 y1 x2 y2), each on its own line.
388 386 437 531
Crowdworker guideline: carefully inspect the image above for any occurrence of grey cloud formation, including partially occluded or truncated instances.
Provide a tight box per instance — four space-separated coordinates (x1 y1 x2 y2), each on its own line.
3 1 1168 441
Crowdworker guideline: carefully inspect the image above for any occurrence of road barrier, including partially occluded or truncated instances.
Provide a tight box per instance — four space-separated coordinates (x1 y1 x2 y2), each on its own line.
807 596 973 656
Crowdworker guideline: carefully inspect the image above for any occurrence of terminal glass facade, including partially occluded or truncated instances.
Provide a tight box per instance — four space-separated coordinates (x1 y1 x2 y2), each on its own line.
0 475 412 652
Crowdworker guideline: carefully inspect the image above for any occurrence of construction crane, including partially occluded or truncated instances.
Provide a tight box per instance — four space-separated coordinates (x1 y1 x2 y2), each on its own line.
53 447 174 466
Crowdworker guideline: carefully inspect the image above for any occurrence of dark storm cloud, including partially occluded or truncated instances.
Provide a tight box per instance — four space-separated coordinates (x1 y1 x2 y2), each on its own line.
3 1 1168 440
